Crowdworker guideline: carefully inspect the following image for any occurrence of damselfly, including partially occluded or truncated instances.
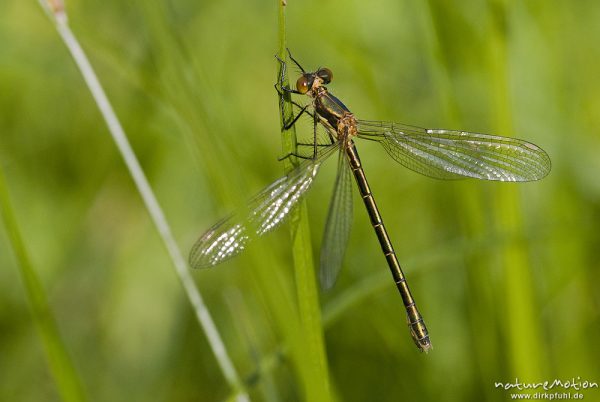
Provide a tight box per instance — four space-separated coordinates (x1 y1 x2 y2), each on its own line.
189 51 551 353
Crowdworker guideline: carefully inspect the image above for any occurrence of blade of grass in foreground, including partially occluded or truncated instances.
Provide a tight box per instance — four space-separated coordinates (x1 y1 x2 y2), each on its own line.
418 3 503 398
277 1 331 401
0 164 87 402
486 2 545 380
36 1 248 400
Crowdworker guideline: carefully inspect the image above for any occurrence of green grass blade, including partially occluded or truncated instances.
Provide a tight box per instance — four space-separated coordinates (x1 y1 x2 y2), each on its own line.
0 164 87 402
422 0 547 382
486 1 545 379
35 1 248 398
277 2 331 400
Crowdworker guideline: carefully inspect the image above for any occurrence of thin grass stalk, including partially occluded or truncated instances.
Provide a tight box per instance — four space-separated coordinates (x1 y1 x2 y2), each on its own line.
419 2 504 397
486 0 544 380
36 1 248 399
277 1 331 401
0 165 87 402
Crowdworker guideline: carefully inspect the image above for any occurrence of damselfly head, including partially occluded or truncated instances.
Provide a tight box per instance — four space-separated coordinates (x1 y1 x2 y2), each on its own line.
296 68 334 94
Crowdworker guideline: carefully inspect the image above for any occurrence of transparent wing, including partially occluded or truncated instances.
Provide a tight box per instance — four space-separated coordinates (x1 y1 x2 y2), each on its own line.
319 149 353 290
357 120 551 181
190 143 339 269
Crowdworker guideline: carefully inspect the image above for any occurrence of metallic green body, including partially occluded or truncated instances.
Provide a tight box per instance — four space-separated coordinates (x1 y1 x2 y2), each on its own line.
310 82 432 352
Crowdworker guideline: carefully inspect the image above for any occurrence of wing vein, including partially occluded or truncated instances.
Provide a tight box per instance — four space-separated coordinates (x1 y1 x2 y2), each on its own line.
190 144 339 268
357 120 551 181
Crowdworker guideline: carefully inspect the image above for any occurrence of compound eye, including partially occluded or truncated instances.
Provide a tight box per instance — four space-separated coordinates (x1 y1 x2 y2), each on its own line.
317 68 333 84
296 75 311 94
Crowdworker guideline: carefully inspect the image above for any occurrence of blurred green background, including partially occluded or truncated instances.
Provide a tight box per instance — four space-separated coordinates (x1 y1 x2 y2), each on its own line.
1 0 599 401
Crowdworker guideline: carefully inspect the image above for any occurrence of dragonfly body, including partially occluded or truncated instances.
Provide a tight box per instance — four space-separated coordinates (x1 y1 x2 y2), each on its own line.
190 51 550 353
300 66 431 351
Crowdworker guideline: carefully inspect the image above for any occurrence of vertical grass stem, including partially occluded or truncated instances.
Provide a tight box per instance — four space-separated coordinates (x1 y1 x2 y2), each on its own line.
277 1 331 400
36 1 248 400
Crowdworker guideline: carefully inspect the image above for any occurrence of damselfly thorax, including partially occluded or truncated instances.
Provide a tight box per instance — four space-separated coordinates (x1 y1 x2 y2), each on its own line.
301 73 358 145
